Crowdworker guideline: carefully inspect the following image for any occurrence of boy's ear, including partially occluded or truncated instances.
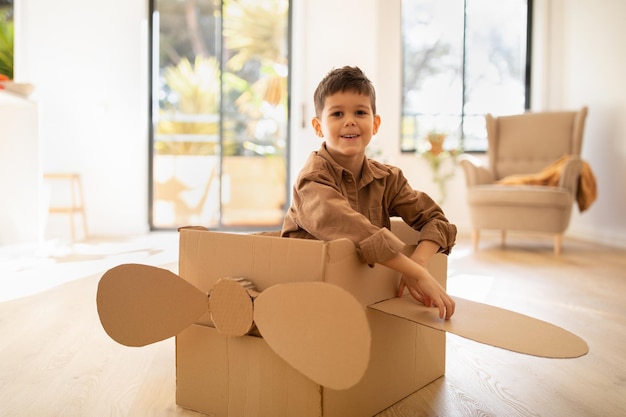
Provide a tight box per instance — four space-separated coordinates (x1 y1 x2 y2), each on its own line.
373 115 381 135
312 117 324 137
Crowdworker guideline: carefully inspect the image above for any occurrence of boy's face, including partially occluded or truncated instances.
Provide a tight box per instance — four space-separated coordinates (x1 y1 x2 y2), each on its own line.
312 91 381 163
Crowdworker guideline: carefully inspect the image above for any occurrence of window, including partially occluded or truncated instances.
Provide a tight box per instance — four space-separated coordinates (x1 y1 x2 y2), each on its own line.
401 0 531 153
149 0 291 230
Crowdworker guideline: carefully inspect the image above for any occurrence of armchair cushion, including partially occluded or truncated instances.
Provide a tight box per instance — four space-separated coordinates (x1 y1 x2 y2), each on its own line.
496 155 597 212
468 185 574 209
466 185 575 234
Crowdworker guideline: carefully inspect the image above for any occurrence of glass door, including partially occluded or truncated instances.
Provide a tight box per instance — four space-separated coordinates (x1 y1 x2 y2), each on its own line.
149 0 290 230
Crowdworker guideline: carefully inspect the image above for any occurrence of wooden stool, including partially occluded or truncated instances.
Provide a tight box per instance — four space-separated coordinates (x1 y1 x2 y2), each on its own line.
44 173 88 241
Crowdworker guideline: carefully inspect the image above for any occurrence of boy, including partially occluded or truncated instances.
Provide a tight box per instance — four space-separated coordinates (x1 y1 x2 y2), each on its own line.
281 66 456 319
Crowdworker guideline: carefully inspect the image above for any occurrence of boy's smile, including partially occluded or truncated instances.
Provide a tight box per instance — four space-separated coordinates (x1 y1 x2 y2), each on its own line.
312 90 381 170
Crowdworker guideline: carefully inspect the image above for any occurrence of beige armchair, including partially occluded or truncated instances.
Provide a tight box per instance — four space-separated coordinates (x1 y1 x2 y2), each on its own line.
459 107 589 255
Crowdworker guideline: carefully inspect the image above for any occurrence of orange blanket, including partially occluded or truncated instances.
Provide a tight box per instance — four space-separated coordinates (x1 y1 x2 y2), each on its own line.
497 155 598 212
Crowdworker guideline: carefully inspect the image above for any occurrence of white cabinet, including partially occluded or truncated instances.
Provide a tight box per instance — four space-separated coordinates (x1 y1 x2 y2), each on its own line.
0 91 41 245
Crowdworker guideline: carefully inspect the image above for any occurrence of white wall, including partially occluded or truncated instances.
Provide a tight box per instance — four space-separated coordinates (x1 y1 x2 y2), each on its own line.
15 0 149 237
0 93 41 245
11 0 626 248
539 0 626 246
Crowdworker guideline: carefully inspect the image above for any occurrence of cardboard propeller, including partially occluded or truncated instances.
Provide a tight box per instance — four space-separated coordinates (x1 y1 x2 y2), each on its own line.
96 264 371 390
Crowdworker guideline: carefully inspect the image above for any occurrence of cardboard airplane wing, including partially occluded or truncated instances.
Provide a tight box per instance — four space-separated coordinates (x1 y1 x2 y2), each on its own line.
369 295 588 358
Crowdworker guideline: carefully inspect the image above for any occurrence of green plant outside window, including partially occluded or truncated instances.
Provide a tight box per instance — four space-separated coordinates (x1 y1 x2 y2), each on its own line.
150 0 290 230
0 2 14 79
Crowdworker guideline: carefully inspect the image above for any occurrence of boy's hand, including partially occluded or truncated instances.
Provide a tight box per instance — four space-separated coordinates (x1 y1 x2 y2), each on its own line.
382 251 455 320
397 273 455 319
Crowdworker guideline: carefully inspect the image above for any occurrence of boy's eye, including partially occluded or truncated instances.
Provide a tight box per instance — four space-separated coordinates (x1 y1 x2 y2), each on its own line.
356 110 367 116
331 111 343 117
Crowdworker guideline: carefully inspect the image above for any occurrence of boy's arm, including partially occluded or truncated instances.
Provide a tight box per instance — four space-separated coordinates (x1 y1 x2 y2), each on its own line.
382 251 455 320
408 239 440 267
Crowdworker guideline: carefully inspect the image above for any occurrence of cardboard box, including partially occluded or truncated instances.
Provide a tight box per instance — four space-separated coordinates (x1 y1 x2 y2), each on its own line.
94 211 591 417
175 221 447 417
96 221 589 417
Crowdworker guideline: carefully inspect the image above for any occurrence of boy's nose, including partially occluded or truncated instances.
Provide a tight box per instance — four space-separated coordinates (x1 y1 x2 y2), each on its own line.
344 118 356 126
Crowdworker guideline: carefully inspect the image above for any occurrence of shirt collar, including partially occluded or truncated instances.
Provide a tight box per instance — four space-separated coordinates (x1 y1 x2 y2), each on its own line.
317 142 389 186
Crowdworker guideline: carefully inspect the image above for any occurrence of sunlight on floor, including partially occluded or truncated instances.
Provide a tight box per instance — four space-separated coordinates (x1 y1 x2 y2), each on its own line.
0 233 179 302
444 243 495 302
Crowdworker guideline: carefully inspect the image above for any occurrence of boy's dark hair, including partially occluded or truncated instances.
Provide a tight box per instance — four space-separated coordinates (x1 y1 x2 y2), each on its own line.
313 66 377 117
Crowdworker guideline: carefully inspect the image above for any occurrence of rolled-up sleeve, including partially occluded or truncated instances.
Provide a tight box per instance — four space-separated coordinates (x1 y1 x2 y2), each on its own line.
358 227 407 265
415 219 457 255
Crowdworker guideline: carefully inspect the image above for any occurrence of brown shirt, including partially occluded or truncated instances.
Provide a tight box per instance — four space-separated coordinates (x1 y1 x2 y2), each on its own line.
281 143 457 264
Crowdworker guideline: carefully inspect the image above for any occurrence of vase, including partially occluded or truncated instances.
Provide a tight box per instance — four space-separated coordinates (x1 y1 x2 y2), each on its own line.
427 133 446 156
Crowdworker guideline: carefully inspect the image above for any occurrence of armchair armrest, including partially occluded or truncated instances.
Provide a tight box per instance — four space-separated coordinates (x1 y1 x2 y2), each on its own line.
458 154 495 187
558 155 584 194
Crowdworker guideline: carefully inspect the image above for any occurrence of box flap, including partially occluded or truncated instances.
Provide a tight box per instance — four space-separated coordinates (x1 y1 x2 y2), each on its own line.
323 238 448 307
179 229 328 292
390 218 421 245
322 238 396 307
369 295 588 358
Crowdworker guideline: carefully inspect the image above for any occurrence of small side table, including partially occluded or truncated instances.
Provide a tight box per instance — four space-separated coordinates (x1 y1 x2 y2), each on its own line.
44 173 88 241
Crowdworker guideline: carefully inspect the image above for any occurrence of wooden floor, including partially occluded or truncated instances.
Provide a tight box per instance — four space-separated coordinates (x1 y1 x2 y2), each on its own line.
0 233 625 417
